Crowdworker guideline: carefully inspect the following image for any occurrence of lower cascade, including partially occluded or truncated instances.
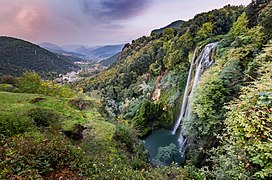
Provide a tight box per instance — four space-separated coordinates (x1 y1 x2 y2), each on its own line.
172 42 218 156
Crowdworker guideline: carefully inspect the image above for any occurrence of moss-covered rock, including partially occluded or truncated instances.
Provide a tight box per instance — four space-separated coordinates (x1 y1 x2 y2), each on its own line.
132 100 173 137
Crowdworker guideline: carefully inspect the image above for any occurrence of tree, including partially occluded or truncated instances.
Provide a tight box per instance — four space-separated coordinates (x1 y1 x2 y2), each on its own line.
162 28 175 41
177 30 194 55
155 143 179 165
258 2 272 39
16 71 42 93
196 22 213 42
230 12 248 36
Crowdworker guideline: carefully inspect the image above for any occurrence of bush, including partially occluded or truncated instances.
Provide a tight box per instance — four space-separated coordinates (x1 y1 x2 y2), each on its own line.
155 143 179 166
0 133 84 179
0 112 35 137
15 71 75 98
113 123 149 168
16 71 42 94
113 124 138 149
27 107 60 127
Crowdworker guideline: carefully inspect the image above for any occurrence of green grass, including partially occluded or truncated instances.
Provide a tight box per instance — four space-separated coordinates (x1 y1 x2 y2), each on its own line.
0 91 111 134
0 91 39 112
89 119 115 142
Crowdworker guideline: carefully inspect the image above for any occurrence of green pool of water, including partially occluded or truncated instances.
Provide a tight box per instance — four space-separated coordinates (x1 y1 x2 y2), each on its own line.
143 129 184 166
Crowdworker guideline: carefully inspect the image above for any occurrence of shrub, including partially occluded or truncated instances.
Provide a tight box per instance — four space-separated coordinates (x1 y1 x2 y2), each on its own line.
16 71 42 94
0 112 35 137
27 107 60 127
15 71 75 98
0 133 83 179
155 143 179 166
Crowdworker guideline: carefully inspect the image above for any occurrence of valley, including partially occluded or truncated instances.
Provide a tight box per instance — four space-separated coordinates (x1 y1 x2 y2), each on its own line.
0 0 272 179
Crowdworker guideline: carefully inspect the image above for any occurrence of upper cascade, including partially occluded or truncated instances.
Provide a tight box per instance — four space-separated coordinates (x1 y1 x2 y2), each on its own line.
172 42 218 135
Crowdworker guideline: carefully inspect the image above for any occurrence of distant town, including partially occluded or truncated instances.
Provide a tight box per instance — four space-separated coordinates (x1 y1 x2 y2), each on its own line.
55 62 105 84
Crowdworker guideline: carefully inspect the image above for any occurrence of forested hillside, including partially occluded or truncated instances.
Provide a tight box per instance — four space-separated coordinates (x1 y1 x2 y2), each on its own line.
77 4 245 136
1 0 271 179
0 37 79 77
76 0 272 178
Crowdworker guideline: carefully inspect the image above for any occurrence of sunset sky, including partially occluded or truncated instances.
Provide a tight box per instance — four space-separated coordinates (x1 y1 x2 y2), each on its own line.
0 0 251 46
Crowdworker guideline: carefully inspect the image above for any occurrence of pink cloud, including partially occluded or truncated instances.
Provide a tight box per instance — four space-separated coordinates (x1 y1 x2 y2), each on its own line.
0 1 49 42
15 5 47 37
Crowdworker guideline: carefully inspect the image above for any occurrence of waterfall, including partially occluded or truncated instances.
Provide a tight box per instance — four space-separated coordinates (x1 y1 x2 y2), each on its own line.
172 48 198 134
171 42 218 154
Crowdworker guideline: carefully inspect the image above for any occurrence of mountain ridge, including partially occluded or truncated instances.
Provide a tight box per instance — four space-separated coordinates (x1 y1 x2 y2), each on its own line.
0 36 79 77
151 20 184 35
41 42 124 61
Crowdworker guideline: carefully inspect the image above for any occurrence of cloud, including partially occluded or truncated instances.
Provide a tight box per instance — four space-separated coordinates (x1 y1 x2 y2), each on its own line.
0 0 251 46
15 5 46 33
81 0 153 20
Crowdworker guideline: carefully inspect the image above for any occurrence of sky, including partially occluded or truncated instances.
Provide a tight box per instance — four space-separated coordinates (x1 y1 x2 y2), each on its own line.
0 0 251 46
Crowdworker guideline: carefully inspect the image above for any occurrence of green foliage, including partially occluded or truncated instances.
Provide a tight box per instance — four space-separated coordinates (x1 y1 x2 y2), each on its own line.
162 28 175 41
0 84 15 92
2 3 272 179
183 10 266 166
189 72 227 140
119 97 142 119
177 30 194 55
209 43 272 179
114 124 137 146
75 5 244 141
230 12 248 37
196 22 213 42
155 143 179 165
132 100 173 136
16 71 43 94
245 0 270 28
40 81 75 98
15 71 75 98
27 107 60 127
0 112 35 137
0 133 83 179
0 36 78 77
258 1 272 39
219 59 242 91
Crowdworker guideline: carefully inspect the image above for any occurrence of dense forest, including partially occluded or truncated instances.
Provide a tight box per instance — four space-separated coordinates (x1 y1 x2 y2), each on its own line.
0 0 272 179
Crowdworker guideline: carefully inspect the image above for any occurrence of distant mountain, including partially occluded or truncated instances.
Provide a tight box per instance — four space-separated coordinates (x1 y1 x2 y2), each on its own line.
151 20 183 35
100 52 120 66
88 44 124 59
63 44 124 60
0 36 79 77
39 42 64 53
45 43 124 61
75 46 92 56
62 45 89 52
40 42 86 62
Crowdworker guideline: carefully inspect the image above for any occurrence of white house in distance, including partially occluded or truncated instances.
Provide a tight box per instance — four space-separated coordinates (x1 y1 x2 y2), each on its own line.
57 71 79 84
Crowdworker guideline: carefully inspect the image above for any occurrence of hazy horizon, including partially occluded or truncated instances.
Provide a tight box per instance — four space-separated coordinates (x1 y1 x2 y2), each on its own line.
0 0 251 46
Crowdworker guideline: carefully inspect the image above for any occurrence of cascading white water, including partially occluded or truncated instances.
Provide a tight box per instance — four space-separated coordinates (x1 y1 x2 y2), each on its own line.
171 42 218 155
172 48 198 134
184 42 218 119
